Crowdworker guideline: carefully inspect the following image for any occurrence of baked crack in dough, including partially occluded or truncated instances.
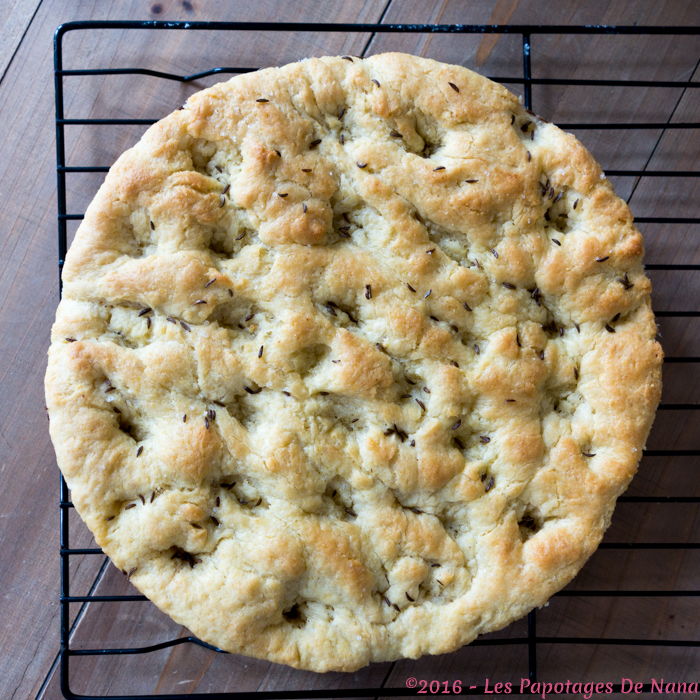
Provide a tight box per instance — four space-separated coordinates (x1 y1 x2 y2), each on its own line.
45 53 662 672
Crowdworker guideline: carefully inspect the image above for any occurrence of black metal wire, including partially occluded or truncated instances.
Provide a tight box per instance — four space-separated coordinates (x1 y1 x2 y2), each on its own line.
55 21 699 699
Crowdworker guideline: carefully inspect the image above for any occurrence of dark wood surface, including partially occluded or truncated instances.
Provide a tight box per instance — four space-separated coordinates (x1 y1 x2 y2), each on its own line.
0 0 43 81
0 1 697 698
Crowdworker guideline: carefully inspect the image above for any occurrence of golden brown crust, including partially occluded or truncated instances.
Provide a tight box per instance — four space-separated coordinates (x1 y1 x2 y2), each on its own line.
45 53 662 672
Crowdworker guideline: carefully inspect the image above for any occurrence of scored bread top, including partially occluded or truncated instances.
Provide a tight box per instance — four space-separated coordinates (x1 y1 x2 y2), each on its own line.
45 52 662 672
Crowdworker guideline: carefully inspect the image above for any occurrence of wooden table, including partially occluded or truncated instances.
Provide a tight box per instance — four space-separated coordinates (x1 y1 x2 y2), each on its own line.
1 1 699 698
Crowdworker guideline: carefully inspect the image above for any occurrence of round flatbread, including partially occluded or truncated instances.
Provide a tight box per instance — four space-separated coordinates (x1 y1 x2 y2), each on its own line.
45 53 662 672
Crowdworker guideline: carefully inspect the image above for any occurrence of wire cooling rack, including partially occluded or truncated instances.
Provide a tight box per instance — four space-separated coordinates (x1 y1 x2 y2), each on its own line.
55 21 700 699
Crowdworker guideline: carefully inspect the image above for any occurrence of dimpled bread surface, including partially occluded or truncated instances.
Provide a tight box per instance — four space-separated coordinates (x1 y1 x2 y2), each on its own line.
45 53 662 672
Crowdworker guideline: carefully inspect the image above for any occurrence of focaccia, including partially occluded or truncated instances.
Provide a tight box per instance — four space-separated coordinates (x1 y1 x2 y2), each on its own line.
45 53 662 672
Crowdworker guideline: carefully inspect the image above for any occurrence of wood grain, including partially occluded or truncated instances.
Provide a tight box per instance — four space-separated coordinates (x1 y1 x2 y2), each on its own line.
0 0 697 697
0 0 44 84
474 0 520 67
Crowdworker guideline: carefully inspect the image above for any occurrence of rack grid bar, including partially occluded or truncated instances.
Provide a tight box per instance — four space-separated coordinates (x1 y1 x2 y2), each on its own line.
67 636 700 658
619 494 700 500
58 213 700 225
58 67 700 89
636 217 700 223
62 595 148 603
65 590 700 602
57 67 257 80
559 122 700 129
606 170 699 176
